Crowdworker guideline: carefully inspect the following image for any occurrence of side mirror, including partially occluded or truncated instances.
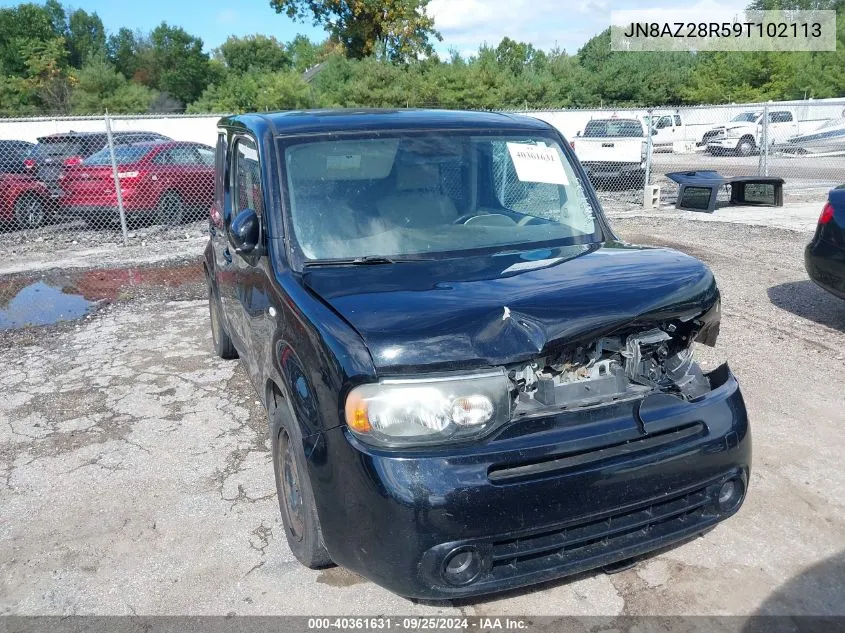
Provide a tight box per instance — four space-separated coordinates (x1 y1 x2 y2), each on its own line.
229 208 260 255
652 128 658 135
576 131 582 137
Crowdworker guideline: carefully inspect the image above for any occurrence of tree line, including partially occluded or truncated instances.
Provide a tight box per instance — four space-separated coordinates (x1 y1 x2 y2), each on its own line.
0 0 842 117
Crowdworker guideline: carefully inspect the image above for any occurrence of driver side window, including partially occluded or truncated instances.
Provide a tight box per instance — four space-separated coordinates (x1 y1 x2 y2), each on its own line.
232 137 264 216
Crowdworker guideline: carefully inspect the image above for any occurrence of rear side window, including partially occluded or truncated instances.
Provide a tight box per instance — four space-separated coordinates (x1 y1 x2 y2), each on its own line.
32 139 82 157
195 146 214 166
83 145 151 166
153 146 201 165
771 111 793 123
232 137 263 215
4 142 31 158
169 146 201 165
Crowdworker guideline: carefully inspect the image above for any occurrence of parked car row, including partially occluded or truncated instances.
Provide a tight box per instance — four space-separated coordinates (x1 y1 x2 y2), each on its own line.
0 131 214 230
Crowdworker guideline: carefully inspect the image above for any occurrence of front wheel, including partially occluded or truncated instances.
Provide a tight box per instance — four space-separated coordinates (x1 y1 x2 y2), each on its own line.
14 195 45 229
272 407 332 569
156 191 184 226
736 137 756 156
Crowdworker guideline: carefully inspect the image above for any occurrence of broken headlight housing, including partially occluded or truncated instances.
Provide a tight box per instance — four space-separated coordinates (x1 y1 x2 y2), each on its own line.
691 340 730 374
345 370 511 446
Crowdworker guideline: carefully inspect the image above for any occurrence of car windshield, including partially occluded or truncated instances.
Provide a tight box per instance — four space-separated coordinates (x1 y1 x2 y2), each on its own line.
583 120 643 137
83 145 151 166
731 113 760 122
283 132 601 261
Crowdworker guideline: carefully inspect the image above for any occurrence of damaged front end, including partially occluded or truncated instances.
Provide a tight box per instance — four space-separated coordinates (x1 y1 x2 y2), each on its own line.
508 301 725 416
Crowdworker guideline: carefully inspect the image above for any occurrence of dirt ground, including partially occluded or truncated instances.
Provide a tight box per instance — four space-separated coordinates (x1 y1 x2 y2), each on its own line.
1 214 844 618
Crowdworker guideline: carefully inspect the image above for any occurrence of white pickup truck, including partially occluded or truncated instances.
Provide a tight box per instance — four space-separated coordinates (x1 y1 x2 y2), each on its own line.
645 112 686 149
570 118 647 187
701 109 798 156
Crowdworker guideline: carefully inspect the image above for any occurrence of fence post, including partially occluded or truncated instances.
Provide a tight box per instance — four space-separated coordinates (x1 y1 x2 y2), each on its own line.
643 107 654 208
104 111 129 246
759 103 769 177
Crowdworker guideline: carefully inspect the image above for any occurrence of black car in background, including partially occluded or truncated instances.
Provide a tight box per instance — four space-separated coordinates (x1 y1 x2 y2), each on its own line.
805 185 845 299
24 130 171 197
205 109 750 599
0 140 35 173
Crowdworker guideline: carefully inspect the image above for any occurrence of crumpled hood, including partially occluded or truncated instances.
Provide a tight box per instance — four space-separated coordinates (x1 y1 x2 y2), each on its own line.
302 243 719 373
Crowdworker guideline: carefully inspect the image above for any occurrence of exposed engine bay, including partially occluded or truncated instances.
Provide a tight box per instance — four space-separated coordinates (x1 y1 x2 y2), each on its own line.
508 323 717 414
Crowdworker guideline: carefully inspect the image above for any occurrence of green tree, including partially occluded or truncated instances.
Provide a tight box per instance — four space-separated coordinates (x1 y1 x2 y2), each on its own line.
268 0 441 61
217 35 291 73
188 70 313 112
148 23 212 107
286 34 334 72
494 37 544 75
67 8 107 67
71 55 157 113
577 30 695 105
44 0 67 38
0 3 59 75
107 28 145 79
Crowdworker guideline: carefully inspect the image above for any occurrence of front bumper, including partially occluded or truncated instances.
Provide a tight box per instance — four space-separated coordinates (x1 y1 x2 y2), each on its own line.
805 240 845 299
309 366 751 599
707 138 741 151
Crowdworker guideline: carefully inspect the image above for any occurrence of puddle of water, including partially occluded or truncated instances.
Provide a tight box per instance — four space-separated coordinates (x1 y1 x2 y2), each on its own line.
0 281 94 329
0 261 204 331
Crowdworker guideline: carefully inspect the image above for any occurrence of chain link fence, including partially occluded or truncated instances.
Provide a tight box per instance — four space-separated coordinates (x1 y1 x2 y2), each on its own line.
0 114 218 276
1 102 844 323
525 100 845 213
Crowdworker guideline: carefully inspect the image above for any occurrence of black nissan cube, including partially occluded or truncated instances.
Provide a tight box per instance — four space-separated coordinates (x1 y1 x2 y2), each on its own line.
205 109 750 599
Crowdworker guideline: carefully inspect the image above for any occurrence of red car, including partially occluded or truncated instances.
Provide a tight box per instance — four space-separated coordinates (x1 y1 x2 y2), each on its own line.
60 141 214 226
0 173 52 229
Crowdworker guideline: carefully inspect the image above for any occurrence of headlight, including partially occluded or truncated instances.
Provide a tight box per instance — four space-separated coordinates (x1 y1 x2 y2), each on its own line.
344 370 511 446
724 127 745 139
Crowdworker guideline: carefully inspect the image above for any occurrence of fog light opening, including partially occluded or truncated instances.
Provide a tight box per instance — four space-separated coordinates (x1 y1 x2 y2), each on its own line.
442 547 482 586
718 478 744 513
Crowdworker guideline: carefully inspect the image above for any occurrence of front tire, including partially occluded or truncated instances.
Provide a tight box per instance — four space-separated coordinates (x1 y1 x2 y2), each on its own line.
272 404 332 569
156 191 184 226
14 195 45 229
737 136 756 156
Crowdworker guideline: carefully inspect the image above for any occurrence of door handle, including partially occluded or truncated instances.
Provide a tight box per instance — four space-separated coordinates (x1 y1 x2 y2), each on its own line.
209 224 217 237
223 247 232 263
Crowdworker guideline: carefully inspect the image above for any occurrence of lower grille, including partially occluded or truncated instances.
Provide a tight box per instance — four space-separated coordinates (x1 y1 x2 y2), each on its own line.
489 483 713 576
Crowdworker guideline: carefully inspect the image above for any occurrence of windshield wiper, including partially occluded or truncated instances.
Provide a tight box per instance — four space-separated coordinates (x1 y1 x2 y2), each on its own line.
303 255 397 267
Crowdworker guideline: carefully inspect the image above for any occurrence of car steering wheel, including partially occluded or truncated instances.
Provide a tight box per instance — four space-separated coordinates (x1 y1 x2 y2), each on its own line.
453 213 518 226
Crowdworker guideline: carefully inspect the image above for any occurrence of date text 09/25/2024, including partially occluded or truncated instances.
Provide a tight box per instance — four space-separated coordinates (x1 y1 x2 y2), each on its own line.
307 617 529 630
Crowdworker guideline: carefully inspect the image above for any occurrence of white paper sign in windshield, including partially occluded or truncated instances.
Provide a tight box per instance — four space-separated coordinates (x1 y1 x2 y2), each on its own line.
506 142 569 186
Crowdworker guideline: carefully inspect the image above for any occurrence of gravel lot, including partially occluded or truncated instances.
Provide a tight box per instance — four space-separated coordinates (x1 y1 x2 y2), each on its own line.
1 214 844 619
